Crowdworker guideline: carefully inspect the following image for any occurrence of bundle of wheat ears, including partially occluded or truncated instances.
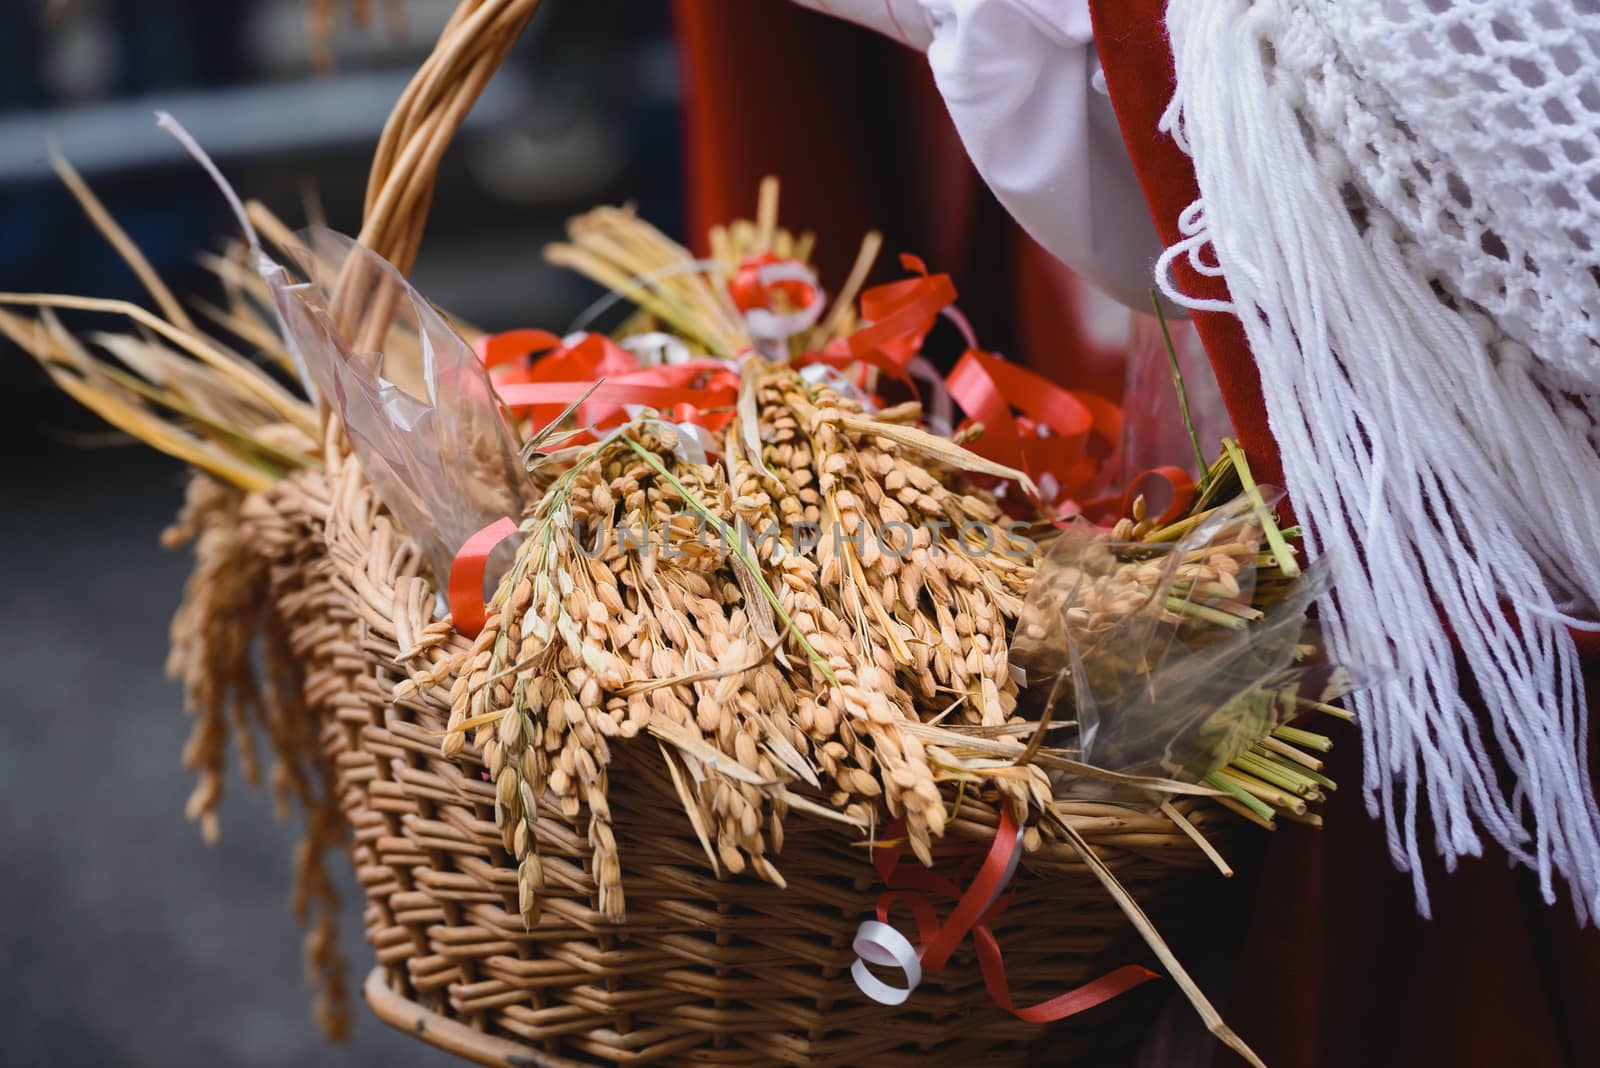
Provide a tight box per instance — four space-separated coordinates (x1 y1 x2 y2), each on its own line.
6 171 1347 1041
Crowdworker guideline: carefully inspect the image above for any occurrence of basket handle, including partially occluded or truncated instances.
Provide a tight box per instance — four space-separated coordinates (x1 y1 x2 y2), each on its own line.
356 0 543 275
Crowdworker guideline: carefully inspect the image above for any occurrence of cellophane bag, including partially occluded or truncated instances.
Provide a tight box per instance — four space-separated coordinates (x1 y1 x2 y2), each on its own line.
265 227 532 589
1013 498 1327 788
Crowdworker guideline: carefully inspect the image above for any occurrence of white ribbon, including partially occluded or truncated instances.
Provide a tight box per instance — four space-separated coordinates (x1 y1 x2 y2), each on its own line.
798 360 879 412
906 355 955 437
850 920 922 1007
744 260 826 353
605 416 715 467
850 819 1025 1006
621 331 693 368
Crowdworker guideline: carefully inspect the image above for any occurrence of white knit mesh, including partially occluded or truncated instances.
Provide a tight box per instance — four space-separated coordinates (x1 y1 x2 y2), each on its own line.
1160 0 1600 921
1296 0 1600 391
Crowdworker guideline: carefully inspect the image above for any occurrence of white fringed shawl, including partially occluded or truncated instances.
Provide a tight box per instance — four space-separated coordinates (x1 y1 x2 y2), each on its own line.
1160 0 1600 919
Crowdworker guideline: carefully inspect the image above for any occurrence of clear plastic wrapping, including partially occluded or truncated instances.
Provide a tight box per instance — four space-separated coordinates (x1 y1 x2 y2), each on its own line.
1013 498 1329 785
264 227 531 587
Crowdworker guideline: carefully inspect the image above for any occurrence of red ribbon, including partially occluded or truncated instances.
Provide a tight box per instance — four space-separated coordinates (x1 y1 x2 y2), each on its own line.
869 809 1160 1021
1118 464 1197 527
795 253 958 390
850 253 957 370
448 516 519 638
945 348 1122 500
474 330 738 442
728 252 819 314
793 255 1127 511
475 258 1188 524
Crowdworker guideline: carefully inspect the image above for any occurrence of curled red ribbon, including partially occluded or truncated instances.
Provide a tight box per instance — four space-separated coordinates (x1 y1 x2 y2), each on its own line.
476 258 1186 525
849 253 958 371
793 254 957 400
475 330 738 442
1118 464 1197 527
794 256 1134 513
728 252 819 314
946 348 1121 499
448 516 519 638
865 809 1160 1021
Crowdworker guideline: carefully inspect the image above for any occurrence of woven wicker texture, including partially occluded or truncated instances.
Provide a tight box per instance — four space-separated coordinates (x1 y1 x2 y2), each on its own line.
233 1 1232 1063
232 447 1226 1066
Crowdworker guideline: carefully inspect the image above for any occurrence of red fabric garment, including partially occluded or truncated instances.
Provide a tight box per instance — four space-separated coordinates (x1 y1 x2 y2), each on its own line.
671 0 1128 402
1085 2 1279 488
672 3 1600 1065
1090 3 1600 1066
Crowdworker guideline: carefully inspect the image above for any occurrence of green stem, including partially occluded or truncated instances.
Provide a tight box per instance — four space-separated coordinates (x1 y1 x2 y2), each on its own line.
1250 746 1336 790
1205 771 1275 823
1214 767 1305 814
1165 597 1252 629
1151 288 1210 491
1143 503 1229 544
1272 724 1332 752
1234 751 1319 797
1221 438 1301 579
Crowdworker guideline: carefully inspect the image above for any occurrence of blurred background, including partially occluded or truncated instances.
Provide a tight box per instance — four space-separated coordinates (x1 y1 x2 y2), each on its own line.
0 3 1232 1066
2 3 676 1065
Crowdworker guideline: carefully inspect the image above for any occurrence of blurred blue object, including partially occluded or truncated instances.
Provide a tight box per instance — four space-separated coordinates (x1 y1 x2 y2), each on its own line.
1 3 689 1066
2 0 682 434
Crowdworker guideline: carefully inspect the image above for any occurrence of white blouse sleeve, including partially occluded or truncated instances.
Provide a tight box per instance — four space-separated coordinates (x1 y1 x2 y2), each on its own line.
787 0 1163 312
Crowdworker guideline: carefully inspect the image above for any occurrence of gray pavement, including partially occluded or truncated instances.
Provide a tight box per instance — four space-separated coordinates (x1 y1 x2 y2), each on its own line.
2 447 456 1068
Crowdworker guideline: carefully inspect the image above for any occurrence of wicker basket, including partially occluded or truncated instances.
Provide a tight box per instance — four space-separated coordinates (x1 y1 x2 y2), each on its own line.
229 1 1234 1063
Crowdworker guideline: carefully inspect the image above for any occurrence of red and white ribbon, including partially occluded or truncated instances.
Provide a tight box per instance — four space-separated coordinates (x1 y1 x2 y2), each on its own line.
726 253 827 361
851 808 1160 1021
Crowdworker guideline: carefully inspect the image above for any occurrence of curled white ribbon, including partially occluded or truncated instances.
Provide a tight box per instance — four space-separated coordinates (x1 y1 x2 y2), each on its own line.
621 331 694 368
850 920 922 1007
607 416 715 467
798 360 878 411
906 355 955 437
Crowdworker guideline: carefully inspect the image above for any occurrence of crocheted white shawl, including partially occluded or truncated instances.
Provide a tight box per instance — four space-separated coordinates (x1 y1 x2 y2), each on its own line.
1161 0 1600 919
